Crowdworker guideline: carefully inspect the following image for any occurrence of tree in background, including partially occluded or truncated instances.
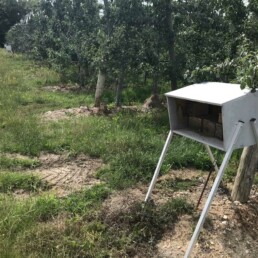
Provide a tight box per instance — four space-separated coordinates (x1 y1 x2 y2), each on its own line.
109 0 147 106
94 0 111 108
178 0 246 84
245 0 258 47
0 0 30 47
6 0 249 104
7 0 99 88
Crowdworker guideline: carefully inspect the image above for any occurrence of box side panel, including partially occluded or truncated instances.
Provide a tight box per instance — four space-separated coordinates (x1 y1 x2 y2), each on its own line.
223 93 258 150
167 97 178 130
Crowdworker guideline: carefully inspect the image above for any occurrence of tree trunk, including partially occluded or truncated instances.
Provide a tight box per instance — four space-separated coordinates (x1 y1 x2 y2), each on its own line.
93 0 110 108
144 71 148 85
103 0 111 36
152 70 159 95
231 145 258 203
115 73 124 107
168 40 177 91
79 65 86 88
94 69 106 107
165 0 177 91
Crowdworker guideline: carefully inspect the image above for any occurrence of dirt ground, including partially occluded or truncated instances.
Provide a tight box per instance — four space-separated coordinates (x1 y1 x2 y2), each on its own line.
41 106 100 121
41 84 159 122
43 84 82 93
154 170 258 258
32 153 103 196
102 169 258 258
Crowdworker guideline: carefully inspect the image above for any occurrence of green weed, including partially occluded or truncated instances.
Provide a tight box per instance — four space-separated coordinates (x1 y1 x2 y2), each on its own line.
0 195 37 238
160 198 195 216
32 195 62 222
101 198 194 256
63 184 111 215
0 116 45 156
0 184 110 253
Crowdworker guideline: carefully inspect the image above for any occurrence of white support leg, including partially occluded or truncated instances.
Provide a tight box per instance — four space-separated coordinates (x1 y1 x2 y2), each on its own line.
205 144 219 172
145 130 173 202
184 122 244 258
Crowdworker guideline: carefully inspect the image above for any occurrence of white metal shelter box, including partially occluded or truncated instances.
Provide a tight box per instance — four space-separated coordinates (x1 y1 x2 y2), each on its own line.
145 82 258 258
166 82 258 151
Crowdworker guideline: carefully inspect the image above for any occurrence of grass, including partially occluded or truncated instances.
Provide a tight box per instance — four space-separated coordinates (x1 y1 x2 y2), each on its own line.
0 154 40 171
0 184 110 257
0 195 193 258
0 49 245 257
158 177 200 192
0 172 48 193
36 111 215 189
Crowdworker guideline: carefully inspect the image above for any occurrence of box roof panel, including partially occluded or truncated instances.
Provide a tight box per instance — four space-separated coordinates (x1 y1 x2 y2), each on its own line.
165 82 248 105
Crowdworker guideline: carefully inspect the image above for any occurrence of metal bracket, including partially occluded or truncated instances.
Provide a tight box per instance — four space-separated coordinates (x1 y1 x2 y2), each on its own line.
205 144 219 173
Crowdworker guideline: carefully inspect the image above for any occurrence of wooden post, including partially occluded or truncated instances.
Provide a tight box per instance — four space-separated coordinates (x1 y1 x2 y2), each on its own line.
231 145 258 203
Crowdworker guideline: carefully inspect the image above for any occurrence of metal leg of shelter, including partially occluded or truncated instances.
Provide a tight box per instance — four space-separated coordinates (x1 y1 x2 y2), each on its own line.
184 121 244 258
205 144 219 173
145 130 173 202
195 145 220 209
196 169 213 210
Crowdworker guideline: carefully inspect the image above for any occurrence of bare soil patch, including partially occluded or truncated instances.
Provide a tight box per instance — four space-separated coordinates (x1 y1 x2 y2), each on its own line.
43 85 81 93
41 105 139 121
102 187 146 216
32 153 103 196
41 106 95 121
155 170 258 258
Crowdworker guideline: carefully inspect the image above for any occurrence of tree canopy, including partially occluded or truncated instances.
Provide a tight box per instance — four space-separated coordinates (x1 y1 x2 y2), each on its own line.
5 0 257 104
0 0 35 46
